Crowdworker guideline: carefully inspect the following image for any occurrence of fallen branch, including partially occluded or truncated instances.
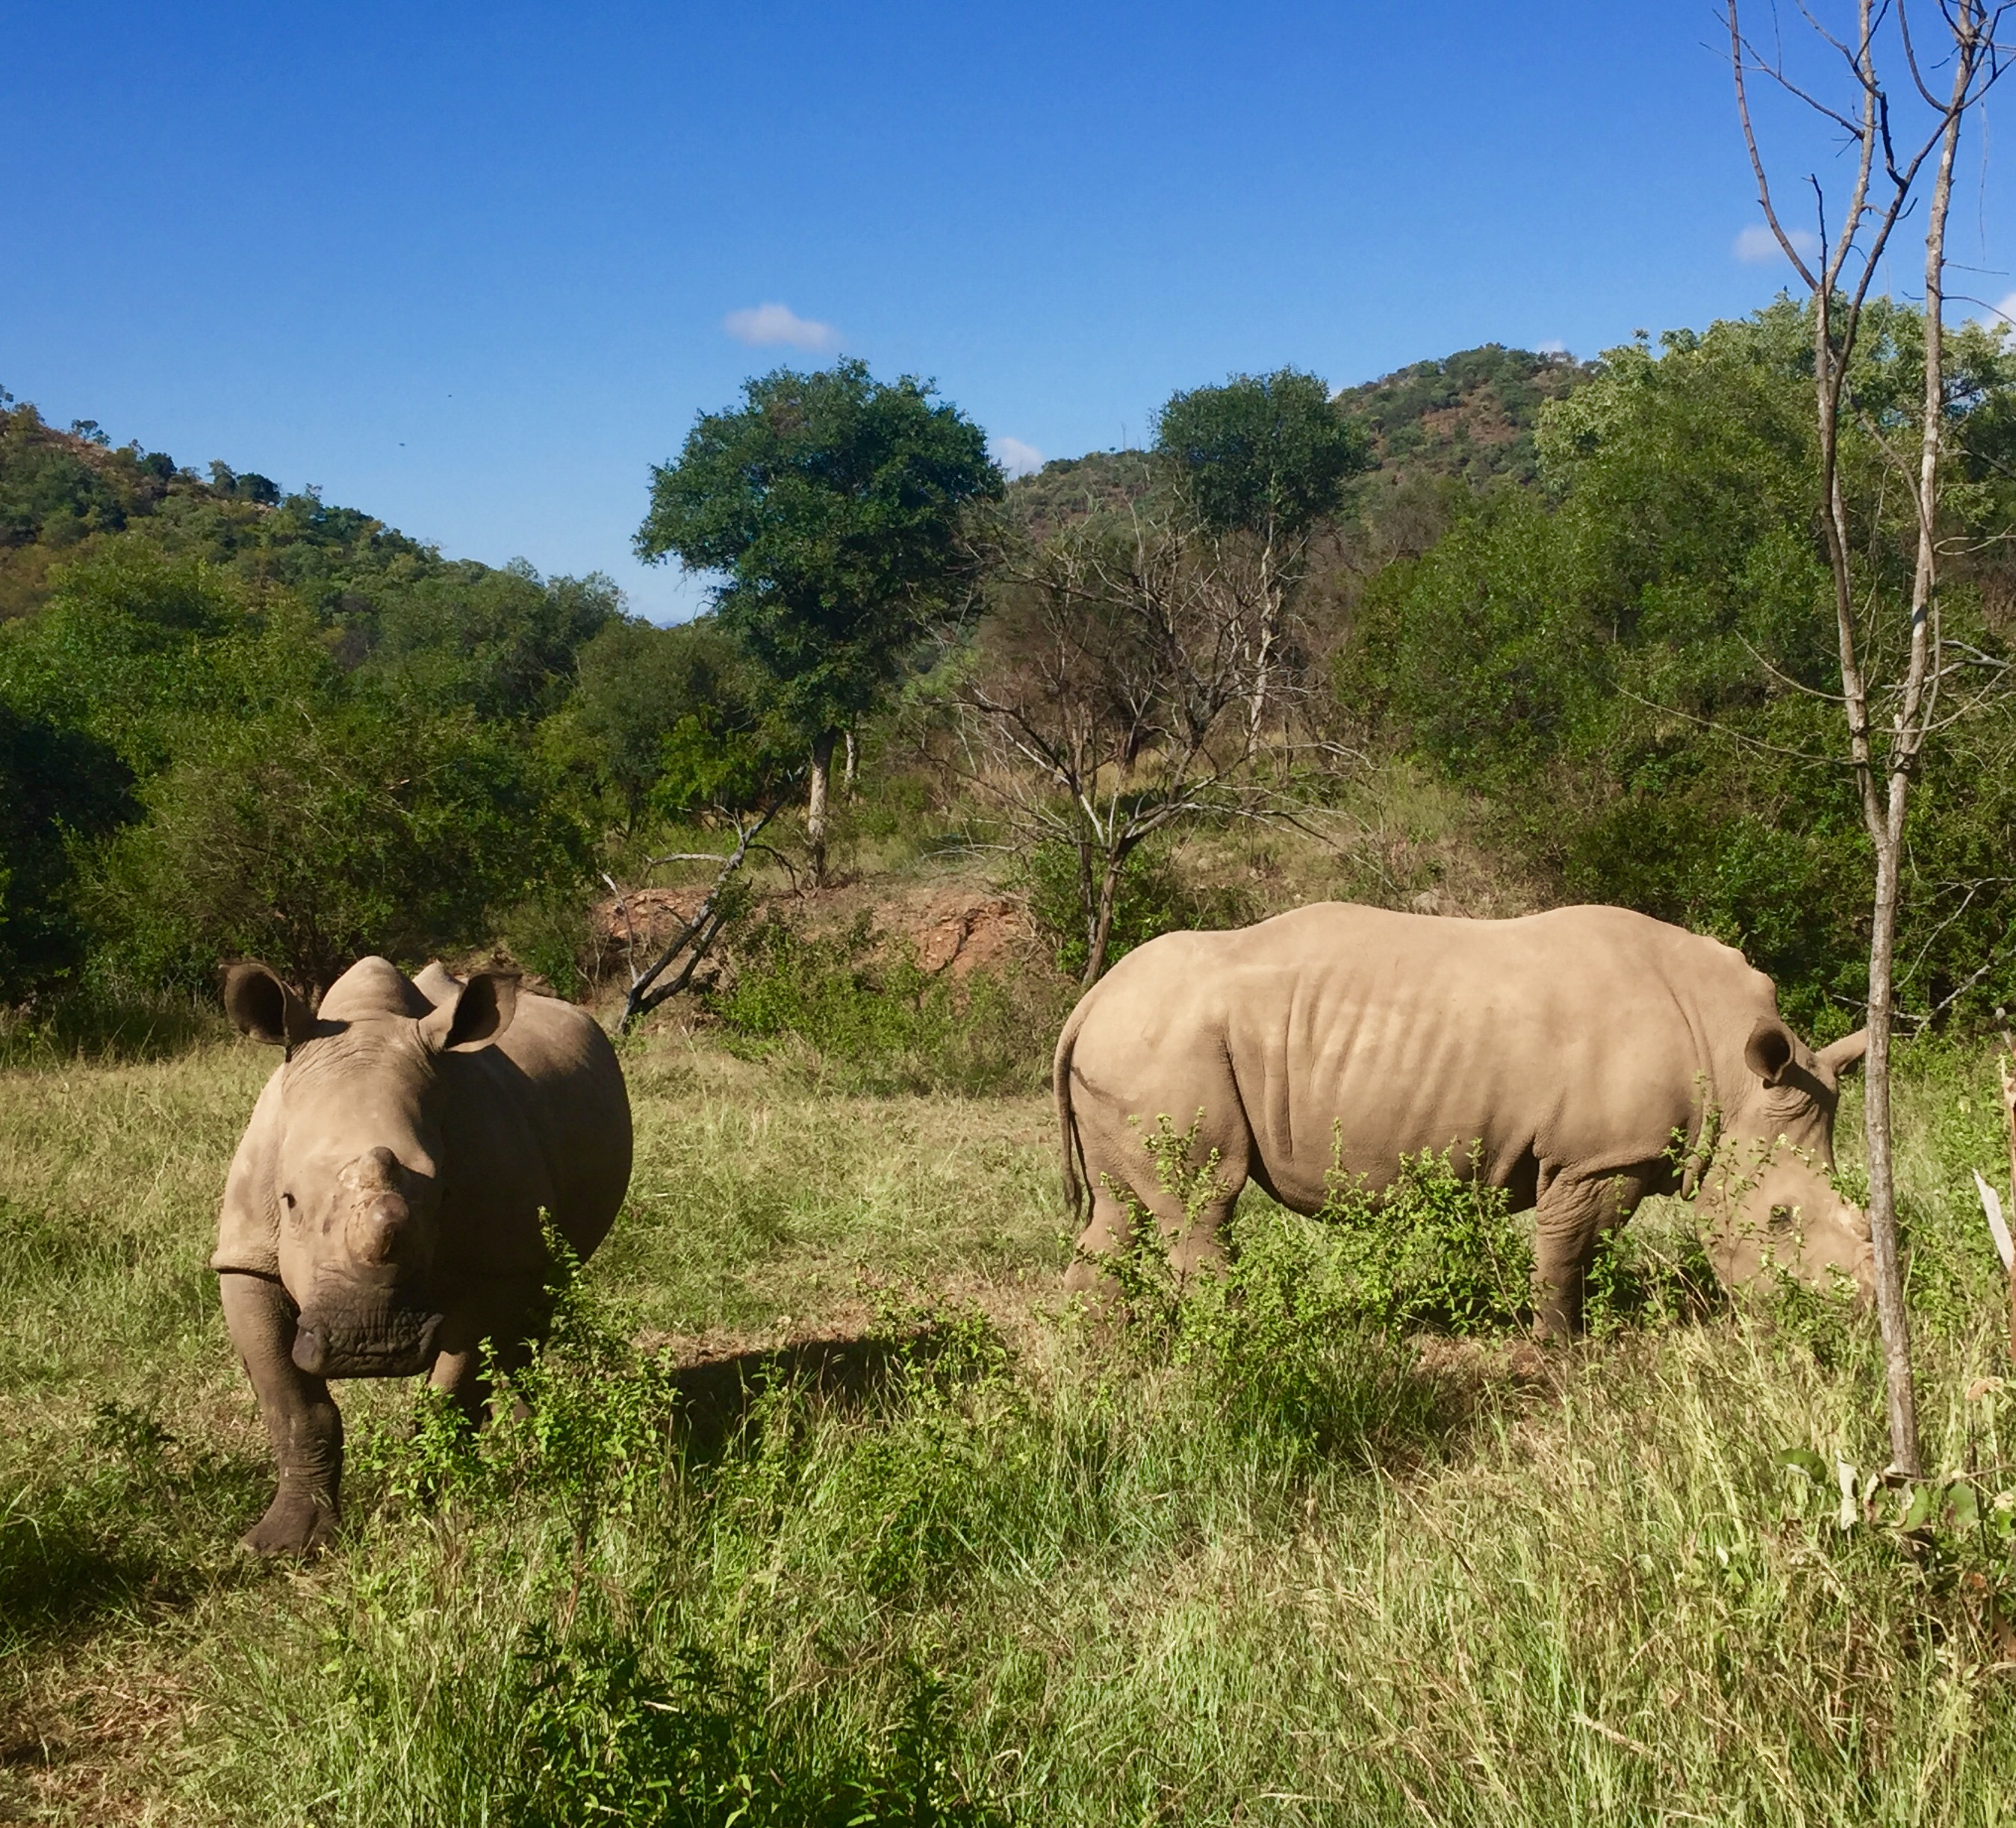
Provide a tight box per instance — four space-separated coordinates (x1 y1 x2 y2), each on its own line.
609 801 782 1034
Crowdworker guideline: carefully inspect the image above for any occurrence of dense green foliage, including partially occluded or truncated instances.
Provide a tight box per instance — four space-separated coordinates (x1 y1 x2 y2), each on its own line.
1337 304 2016 1031
5 305 2014 1030
636 361 1004 746
0 539 609 996
0 400 667 999
1153 366 1369 540
546 617 801 827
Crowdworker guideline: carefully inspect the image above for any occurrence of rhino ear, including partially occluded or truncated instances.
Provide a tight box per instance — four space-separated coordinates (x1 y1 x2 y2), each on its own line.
223 962 314 1049
1743 1019 1796 1088
411 960 463 1010
420 971 518 1054
1817 1028 1869 1078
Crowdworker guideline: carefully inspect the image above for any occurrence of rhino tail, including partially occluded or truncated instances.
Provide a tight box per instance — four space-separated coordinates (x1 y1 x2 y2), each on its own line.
1054 999 1091 1222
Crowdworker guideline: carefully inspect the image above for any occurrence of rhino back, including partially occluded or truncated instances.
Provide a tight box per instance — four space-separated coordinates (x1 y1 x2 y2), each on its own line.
436 995 632 1275
1079 903 1758 1213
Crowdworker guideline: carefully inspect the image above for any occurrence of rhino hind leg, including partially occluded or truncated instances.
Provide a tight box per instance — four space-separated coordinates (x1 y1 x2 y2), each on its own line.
1530 1166 1658 1338
220 1272 344 1555
1065 1120 1246 1297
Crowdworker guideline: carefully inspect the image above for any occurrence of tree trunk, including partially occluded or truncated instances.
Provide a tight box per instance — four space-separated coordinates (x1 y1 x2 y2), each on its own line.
1861 805 1921 1473
842 727 858 795
1245 529 1281 746
806 730 835 889
1852 19 1973 1477
1081 851 1126 989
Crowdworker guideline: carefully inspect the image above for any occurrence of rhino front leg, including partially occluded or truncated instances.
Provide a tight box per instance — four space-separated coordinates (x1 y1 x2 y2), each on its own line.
428 1275 549 1422
219 1272 344 1555
1530 1168 1655 1339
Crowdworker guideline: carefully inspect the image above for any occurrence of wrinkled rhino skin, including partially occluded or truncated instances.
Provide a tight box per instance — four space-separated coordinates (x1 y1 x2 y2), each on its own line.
1054 903 1870 1336
214 956 632 1554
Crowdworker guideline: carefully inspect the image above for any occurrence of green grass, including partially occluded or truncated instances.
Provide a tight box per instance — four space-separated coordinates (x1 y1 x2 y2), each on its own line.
4 1024 2016 1823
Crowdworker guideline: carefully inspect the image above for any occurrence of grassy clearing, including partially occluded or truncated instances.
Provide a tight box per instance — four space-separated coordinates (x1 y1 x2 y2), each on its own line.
4 1022 2016 1824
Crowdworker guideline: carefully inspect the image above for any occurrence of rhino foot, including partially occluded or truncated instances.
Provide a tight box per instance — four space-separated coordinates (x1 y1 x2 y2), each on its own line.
240 1488 340 1557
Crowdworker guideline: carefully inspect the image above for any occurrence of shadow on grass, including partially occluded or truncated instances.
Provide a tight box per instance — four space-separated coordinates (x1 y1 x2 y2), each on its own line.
0 1426 269 1652
665 1331 921 1458
0 989 228 1070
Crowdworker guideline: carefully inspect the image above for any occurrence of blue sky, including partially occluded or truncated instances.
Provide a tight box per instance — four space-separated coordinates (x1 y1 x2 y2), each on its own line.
3 2 2009 621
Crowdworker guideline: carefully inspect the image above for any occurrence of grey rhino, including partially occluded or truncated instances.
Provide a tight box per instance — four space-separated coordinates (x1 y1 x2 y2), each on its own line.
1054 903 1872 1334
214 955 632 1553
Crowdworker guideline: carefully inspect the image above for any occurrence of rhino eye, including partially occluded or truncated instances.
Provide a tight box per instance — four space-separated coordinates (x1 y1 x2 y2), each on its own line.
1769 1204 1795 1232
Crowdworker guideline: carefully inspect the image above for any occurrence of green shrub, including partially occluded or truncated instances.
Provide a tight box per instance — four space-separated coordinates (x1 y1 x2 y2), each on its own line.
496 888 594 1000
1094 1120 1534 1348
709 913 1054 1094
1581 1210 1724 1335
1020 838 1251 980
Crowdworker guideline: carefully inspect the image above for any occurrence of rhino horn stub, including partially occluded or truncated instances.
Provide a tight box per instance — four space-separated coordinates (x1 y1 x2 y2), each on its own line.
347 1192 412 1266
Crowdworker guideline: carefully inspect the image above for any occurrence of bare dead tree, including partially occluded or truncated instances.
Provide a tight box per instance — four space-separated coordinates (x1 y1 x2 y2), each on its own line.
1729 0 2012 1473
603 800 783 1033
945 506 1287 986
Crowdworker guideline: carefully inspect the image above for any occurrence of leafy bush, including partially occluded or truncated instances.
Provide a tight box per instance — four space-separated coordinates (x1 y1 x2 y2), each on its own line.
1309 1146 1536 1334
709 913 1054 1094
1580 1208 1724 1335
87 697 584 995
1338 302 2016 1030
495 888 596 999
1083 1121 1521 1453
1021 838 1250 979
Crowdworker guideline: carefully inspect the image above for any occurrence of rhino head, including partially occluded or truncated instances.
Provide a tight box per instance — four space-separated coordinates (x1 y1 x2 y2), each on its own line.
224 958 519 1378
1699 1018 1873 1304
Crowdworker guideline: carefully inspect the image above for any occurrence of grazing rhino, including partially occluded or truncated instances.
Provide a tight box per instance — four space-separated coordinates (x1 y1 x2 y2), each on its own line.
1054 903 1873 1335
214 955 632 1553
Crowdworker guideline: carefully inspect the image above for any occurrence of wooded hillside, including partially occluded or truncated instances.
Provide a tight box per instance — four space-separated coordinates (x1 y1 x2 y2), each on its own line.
2 308 2012 1046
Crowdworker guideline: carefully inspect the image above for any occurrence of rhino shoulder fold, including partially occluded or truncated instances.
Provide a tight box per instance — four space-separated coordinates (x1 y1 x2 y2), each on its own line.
212 1066 287 1278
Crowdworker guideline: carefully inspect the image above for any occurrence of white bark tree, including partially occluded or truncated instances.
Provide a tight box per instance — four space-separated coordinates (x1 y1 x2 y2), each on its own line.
1729 0 2012 1473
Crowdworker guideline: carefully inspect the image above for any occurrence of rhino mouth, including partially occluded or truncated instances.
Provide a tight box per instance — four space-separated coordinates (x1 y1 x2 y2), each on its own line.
292 1305 444 1378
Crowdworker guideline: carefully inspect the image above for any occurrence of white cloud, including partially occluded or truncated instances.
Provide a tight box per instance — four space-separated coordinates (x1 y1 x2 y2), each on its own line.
990 435 1044 479
1983 291 2016 332
721 302 840 352
1534 338 1569 356
1735 223 1820 264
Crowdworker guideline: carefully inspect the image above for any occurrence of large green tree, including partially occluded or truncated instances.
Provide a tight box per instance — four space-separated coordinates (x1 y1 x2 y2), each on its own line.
635 360 1001 883
1154 367 1368 736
